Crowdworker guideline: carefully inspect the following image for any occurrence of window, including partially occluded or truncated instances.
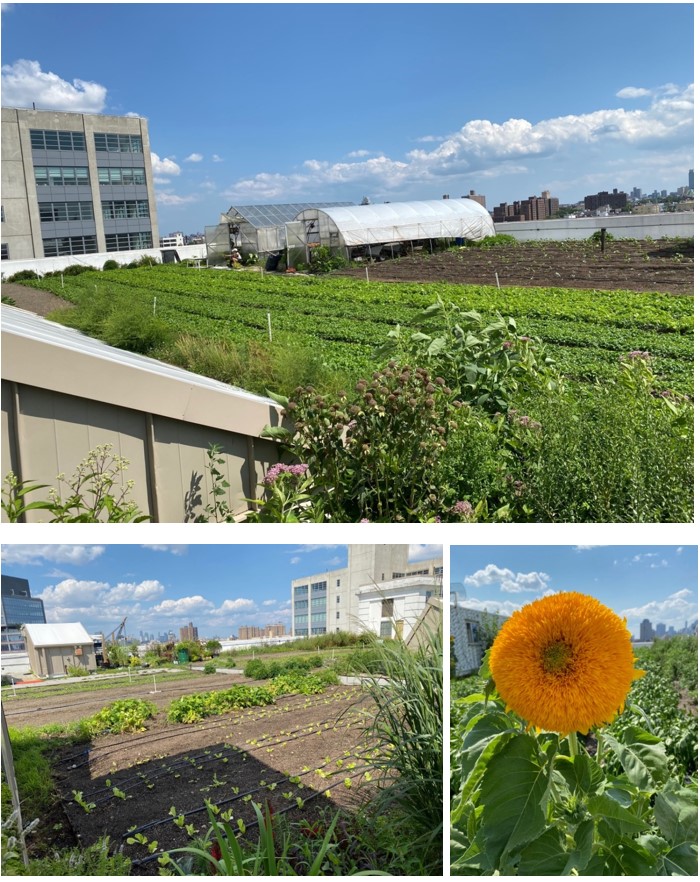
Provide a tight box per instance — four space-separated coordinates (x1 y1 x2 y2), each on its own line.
1 205 4 223
379 621 393 638
30 129 86 151
39 201 94 222
433 566 444 576
294 599 308 610
104 232 153 252
311 581 327 593
381 599 394 618
336 611 340 620
102 200 149 220
336 579 340 587
1 244 8 260
34 166 90 187
311 597 326 609
294 584 308 594
94 132 143 153
42 235 98 257
336 596 340 604
97 167 146 186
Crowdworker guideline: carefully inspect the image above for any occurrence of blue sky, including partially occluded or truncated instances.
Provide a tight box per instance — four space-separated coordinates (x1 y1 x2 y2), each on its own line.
0 543 441 638
451 545 698 638
1 3 693 233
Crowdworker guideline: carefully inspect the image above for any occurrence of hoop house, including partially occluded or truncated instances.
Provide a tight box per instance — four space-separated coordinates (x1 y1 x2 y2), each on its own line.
291 199 495 261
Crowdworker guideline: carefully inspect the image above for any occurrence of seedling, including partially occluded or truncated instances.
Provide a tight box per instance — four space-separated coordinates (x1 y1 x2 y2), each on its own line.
72 790 96 813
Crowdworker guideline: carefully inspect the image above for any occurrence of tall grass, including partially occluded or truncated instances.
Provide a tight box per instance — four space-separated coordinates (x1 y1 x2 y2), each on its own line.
356 627 442 873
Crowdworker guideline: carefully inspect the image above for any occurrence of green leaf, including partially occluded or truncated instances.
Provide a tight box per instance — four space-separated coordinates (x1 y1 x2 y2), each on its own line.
478 733 550 867
562 818 594 876
662 842 698 875
260 426 291 441
555 753 604 796
602 730 668 790
587 793 650 835
517 827 568 875
265 390 289 408
654 783 698 846
426 336 447 356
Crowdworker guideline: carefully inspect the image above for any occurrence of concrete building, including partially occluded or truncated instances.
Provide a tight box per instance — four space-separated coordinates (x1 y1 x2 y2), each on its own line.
1 575 46 652
450 600 508 677
179 622 199 642
291 545 443 640
640 618 654 642
1 107 159 261
23 622 97 677
583 189 628 211
238 623 286 640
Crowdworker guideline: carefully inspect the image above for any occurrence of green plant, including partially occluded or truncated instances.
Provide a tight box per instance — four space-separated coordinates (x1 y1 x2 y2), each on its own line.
72 790 96 813
2 444 149 523
6 269 39 282
86 698 157 735
308 244 348 273
203 660 217 675
2 835 130 876
103 259 120 270
65 664 90 677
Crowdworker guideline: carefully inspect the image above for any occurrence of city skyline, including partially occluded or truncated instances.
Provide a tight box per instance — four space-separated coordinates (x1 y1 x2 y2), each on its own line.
450 546 698 637
0 544 442 639
1 3 693 232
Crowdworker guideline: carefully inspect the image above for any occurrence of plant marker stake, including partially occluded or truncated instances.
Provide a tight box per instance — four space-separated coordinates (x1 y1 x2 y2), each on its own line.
153 297 157 316
12 682 16 698
150 674 160 695
495 272 500 289
365 267 369 284
128 667 132 683
61 274 64 288
267 311 272 342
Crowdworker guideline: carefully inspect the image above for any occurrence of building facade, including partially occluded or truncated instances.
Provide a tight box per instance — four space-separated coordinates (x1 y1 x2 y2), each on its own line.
23 622 97 677
450 601 508 677
1 107 159 261
179 622 199 642
583 189 628 211
238 623 286 640
291 545 443 639
1 574 46 652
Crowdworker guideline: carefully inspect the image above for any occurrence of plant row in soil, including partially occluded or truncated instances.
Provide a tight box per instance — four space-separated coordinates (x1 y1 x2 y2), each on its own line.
50 686 380 875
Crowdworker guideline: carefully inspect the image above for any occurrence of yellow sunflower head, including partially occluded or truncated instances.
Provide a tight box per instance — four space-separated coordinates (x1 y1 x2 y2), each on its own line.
489 591 644 734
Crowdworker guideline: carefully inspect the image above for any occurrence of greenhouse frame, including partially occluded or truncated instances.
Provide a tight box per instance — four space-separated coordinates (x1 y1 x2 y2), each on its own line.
289 198 496 263
205 202 353 264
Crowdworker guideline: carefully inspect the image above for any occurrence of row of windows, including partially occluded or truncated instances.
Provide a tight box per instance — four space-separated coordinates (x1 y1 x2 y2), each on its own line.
30 129 143 154
43 235 98 257
294 615 308 625
94 132 143 153
311 581 327 593
1 244 9 260
34 166 147 187
294 585 308 595
30 129 86 151
294 599 308 610
38 200 151 224
311 597 326 608
102 199 149 219
97 167 147 186
105 232 152 251
35 166 89 186
39 201 94 222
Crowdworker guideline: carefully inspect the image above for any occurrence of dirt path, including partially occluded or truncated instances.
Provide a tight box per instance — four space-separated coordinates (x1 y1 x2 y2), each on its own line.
2 281 73 316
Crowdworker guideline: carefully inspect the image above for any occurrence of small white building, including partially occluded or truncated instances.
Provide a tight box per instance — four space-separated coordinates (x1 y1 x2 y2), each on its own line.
23 622 97 677
357 574 441 642
450 605 507 676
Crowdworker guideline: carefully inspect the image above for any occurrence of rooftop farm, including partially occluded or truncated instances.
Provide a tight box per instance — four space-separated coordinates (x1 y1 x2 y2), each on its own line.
5 237 693 522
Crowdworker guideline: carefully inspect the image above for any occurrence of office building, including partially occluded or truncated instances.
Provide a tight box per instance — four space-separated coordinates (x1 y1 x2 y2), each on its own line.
1 107 159 261
689 169 694 191
179 621 199 642
639 618 654 641
291 545 443 640
1 574 46 652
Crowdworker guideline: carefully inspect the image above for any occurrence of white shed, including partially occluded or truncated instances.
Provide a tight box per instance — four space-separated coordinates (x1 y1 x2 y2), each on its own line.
23 622 97 677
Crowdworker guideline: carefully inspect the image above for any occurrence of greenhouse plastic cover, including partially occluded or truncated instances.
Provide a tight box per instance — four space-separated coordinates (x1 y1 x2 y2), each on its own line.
303 199 495 246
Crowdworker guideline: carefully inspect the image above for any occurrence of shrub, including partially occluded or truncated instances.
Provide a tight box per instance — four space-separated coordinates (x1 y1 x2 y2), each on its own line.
103 259 120 270
243 658 268 680
166 684 273 723
61 263 93 276
465 233 518 248
308 245 347 273
3 836 130 876
6 269 39 282
203 660 217 675
65 665 90 677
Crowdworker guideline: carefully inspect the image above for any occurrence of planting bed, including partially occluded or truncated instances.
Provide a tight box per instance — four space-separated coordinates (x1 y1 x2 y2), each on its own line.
335 238 694 296
25 685 379 875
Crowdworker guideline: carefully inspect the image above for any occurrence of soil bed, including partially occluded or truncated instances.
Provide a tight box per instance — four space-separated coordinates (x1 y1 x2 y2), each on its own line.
333 239 694 296
30 685 379 874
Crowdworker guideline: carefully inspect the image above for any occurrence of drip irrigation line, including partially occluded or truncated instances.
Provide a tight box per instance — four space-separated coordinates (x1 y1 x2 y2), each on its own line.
83 711 366 804
126 760 372 862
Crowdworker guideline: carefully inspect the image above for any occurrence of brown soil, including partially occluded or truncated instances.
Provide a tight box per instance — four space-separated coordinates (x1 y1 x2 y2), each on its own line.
18 682 382 875
333 238 694 296
2 281 73 316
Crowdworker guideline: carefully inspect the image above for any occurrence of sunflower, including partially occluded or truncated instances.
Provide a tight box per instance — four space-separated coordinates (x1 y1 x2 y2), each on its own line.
489 591 643 734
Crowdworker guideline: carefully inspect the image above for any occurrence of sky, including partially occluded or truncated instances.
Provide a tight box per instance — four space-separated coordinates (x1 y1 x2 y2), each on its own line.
0 543 442 639
450 545 699 639
0 3 693 233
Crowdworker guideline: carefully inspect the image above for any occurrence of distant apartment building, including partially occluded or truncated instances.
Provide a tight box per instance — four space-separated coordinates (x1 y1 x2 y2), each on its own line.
291 545 443 640
1 106 159 261
238 623 286 640
583 189 628 211
179 621 199 642
689 169 694 191
639 618 654 641
464 190 486 208
1 574 47 652
160 232 185 248
492 190 559 222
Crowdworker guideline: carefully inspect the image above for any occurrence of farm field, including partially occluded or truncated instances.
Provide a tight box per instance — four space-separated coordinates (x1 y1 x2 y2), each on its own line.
13 245 694 395
336 237 694 296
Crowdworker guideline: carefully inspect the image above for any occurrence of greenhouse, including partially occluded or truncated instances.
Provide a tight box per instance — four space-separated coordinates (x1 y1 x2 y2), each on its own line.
206 202 353 264
288 198 496 262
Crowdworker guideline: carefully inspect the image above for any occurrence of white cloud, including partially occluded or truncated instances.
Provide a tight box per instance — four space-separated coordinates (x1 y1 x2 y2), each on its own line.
105 580 165 602
409 544 442 561
151 153 181 176
224 83 693 201
212 154 224 162
464 564 550 594
1 59 107 113
620 588 697 629
263 599 277 607
616 86 652 99
217 598 256 613
1 545 105 565
156 191 198 206
185 153 203 163
347 149 371 158
458 597 523 617
142 545 188 556
150 595 214 617
290 556 301 565
574 545 598 551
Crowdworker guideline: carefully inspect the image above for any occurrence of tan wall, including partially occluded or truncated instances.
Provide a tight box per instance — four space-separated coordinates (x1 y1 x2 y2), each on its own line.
30 644 97 677
2 381 279 522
